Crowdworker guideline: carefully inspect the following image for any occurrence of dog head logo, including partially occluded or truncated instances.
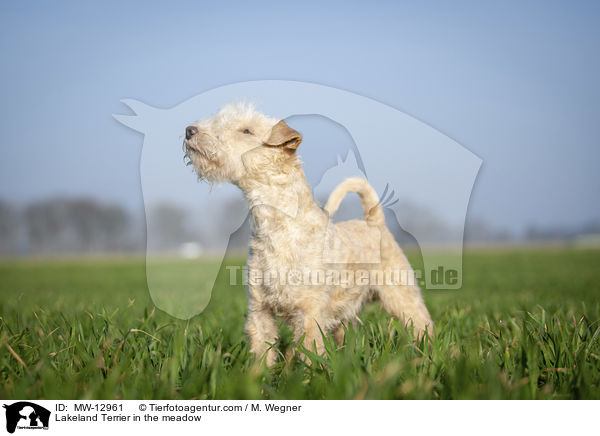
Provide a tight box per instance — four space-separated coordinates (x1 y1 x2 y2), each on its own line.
114 80 481 319
3 402 50 433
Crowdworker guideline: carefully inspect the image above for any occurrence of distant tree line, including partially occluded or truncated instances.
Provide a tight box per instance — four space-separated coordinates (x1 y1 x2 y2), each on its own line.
0 198 144 255
525 221 600 242
0 197 250 256
0 197 598 256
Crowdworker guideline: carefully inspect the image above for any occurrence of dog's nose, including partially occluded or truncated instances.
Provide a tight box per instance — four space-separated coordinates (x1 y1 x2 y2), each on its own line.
186 126 198 140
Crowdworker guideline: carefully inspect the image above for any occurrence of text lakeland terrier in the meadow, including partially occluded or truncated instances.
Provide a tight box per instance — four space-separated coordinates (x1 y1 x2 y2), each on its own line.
184 103 433 365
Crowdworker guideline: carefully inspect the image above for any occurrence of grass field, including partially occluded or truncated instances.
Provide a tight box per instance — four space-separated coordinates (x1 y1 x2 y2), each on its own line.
1 249 599 399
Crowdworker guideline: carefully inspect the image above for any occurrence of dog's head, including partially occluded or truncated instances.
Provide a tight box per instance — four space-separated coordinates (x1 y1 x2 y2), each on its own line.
184 103 302 186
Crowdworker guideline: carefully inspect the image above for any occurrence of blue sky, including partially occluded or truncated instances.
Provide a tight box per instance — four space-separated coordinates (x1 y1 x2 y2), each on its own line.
0 0 598 234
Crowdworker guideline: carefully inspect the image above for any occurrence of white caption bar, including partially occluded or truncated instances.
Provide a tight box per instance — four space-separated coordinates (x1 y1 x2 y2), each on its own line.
0 400 594 435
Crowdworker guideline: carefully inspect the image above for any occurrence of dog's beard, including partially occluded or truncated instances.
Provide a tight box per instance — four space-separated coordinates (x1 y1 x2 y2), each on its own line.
184 144 227 185
183 134 216 177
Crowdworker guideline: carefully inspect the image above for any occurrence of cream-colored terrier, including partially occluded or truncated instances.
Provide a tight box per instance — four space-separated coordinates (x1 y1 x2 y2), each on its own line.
184 104 433 365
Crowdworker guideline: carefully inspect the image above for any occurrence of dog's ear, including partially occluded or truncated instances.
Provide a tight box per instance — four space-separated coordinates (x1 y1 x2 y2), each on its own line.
263 120 302 150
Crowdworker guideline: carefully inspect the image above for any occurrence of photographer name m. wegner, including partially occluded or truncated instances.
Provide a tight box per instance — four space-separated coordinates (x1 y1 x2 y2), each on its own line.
226 265 420 288
146 403 301 413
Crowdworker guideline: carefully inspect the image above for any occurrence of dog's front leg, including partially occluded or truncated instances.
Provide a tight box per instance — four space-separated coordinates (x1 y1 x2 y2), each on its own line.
292 315 326 364
245 296 279 366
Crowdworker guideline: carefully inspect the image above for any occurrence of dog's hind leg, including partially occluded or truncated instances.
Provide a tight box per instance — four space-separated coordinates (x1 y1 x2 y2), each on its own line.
375 284 434 340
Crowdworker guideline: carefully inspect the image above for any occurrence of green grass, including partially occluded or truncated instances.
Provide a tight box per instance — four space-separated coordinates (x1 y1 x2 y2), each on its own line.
1 249 599 399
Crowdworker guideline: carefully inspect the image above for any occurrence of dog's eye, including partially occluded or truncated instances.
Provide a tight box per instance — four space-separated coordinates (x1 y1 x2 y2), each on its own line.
242 129 253 135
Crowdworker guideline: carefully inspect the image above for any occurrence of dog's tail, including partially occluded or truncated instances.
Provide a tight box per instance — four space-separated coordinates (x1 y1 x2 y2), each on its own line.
325 177 385 226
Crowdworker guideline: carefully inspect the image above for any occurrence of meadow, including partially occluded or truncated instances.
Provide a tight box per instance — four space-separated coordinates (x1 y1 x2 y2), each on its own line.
1 248 599 399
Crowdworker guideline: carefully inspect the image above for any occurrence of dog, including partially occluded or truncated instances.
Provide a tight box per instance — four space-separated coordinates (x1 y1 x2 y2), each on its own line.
184 103 433 365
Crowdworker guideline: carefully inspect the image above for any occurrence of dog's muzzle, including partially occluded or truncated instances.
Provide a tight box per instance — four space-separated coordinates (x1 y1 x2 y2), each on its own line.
184 130 218 160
